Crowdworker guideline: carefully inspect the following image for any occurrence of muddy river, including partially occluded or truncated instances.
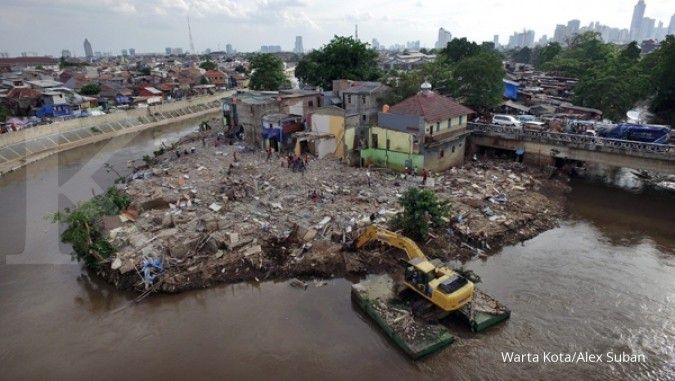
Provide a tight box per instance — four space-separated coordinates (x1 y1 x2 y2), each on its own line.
1 122 673 380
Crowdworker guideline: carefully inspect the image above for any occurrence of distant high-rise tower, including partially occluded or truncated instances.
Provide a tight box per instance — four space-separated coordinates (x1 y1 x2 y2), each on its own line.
371 38 380 50
434 28 452 49
61 49 72 58
567 19 580 37
354 24 359 40
83 38 93 58
629 0 646 41
669 13 675 35
128 48 135 57
187 16 196 54
294 36 304 53
641 17 655 40
493 34 499 47
226 44 233 55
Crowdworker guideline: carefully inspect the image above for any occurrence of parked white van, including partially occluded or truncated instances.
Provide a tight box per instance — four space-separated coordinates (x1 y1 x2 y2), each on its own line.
492 114 522 128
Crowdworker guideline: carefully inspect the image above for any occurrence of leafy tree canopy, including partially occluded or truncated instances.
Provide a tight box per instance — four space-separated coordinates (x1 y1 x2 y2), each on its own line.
249 54 289 91
451 52 504 113
295 36 381 89
199 60 218 71
390 187 450 241
79 83 101 96
439 37 481 63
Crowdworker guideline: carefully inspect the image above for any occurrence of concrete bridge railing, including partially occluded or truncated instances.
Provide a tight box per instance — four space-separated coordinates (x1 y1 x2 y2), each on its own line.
468 122 674 158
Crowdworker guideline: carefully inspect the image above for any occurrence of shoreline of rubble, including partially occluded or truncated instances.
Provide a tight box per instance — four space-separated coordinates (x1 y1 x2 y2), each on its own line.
92 129 570 294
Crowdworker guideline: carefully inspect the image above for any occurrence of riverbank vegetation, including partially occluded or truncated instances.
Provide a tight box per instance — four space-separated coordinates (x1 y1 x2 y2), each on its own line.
50 188 129 267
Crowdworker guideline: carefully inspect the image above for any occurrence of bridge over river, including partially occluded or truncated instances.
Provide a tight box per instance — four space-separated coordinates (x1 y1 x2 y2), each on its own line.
468 123 675 175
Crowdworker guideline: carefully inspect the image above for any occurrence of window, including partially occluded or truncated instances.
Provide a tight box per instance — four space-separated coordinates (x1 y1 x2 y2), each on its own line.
448 119 452 128
439 149 444 158
386 139 391 150
436 122 440 131
371 133 378 148
347 95 352 104
308 100 314 107
460 116 464 125
362 114 367 122
452 145 456 153
361 95 366 104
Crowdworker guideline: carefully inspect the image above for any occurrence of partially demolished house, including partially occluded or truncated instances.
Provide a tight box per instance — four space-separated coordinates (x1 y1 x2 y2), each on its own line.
223 89 322 148
361 82 474 172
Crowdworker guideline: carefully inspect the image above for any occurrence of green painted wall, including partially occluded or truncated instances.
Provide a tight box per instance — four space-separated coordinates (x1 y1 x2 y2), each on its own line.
360 148 424 171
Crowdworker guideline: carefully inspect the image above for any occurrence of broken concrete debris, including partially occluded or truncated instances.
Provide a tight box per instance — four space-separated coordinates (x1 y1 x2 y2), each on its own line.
97 129 569 294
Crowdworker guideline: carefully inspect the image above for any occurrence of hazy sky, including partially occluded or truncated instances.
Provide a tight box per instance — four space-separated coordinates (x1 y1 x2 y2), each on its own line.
1 0 673 56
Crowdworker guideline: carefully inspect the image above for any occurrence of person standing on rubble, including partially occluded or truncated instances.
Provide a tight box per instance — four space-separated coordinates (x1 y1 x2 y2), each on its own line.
366 167 372 188
266 147 272 161
422 168 428 186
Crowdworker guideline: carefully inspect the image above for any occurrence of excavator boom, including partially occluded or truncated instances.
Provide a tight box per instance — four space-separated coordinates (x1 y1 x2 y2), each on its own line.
354 225 426 260
351 225 474 312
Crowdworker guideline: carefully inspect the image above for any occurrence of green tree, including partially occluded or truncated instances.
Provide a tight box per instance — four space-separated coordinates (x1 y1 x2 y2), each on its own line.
620 41 641 63
199 60 218 71
511 47 532 64
574 62 649 121
234 64 247 73
249 54 289 91
648 35 675 125
390 187 450 241
295 36 381 89
79 83 101 95
139 67 151 76
381 70 425 105
543 32 612 77
533 42 562 68
451 53 504 113
439 37 481 63
200 76 209 85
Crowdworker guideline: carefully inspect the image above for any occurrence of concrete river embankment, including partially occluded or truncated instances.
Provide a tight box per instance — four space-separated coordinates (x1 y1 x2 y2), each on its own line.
0 92 230 175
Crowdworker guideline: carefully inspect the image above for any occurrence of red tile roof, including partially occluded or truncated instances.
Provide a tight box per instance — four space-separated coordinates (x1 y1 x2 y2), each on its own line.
6 87 41 98
389 90 474 122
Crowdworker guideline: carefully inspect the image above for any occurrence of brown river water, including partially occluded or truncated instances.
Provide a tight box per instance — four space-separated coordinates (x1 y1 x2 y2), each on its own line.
1 122 673 381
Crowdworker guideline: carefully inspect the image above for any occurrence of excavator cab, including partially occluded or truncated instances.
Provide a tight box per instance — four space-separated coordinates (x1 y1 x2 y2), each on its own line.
350 225 475 312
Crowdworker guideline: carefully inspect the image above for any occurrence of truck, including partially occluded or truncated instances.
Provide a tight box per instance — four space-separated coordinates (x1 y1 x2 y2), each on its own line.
600 123 671 144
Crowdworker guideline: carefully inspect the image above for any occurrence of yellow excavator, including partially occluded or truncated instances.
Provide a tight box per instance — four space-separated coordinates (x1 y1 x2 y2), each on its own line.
349 225 475 313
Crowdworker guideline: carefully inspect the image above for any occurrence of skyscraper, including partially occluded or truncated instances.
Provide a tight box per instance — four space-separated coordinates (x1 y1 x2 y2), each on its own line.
567 19 580 36
434 28 452 49
629 0 646 41
83 38 93 58
225 44 233 55
668 14 675 36
493 35 499 47
294 36 304 54
553 24 567 44
61 50 71 58
371 38 380 50
128 48 135 57
641 17 655 40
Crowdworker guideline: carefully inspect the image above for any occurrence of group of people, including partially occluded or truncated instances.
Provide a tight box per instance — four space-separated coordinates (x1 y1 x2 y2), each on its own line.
287 152 310 172
403 165 430 185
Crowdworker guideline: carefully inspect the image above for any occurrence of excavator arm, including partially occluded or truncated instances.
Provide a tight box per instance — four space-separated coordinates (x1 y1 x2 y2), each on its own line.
353 225 427 260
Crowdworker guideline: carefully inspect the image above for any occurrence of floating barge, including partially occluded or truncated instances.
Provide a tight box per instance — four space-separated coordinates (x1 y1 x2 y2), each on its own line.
351 275 454 359
458 288 511 332
351 274 510 359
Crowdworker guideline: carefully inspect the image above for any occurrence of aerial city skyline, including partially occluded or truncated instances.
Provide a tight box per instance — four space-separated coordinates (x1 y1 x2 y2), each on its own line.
1 0 673 58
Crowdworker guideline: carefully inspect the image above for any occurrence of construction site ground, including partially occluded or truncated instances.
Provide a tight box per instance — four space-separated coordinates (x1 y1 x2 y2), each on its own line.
97 129 571 294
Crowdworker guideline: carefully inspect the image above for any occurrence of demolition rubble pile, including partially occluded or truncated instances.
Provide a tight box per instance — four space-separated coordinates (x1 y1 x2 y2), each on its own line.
99 131 569 293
